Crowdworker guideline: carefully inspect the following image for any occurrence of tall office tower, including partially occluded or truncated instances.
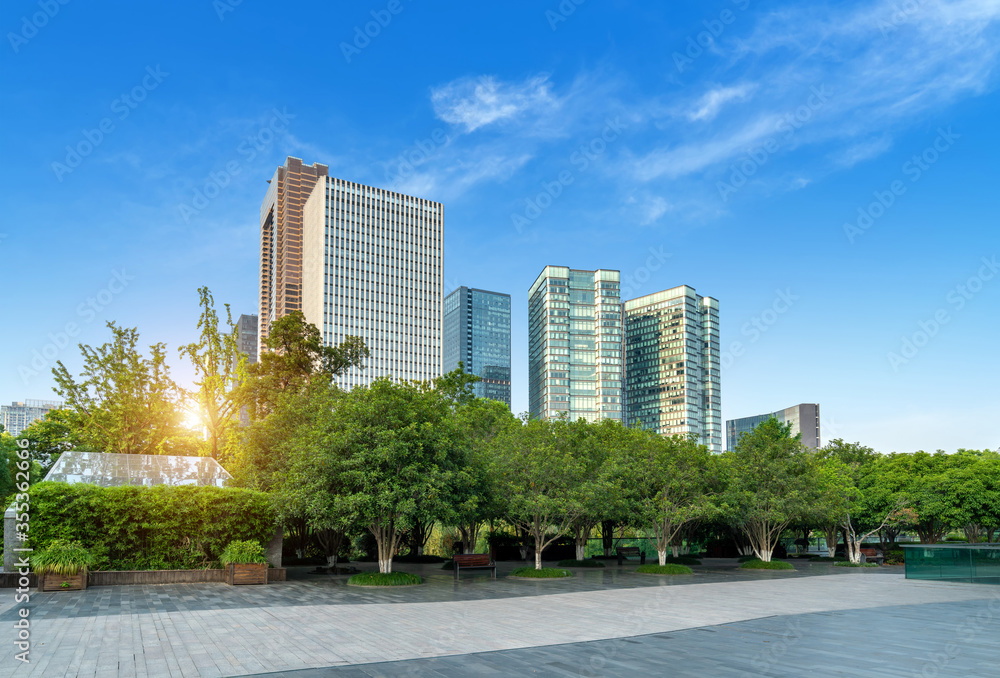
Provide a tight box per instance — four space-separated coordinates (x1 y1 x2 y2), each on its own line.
443 287 512 408
1 400 62 436
259 157 329 355
236 314 258 364
301 177 443 389
624 286 722 453
726 403 821 451
528 267 623 422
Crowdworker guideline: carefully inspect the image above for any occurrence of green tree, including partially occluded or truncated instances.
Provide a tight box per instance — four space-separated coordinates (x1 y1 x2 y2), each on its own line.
15 408 87 470
178 287 246 459
52 322 189 455
719 418 813 562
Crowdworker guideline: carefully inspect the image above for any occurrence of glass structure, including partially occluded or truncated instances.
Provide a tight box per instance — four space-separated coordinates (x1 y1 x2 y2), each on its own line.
43 451 232 488
443 287 512 408
528 267 623 422
624 286 722 453
726 403 820 451
903 544 1000 584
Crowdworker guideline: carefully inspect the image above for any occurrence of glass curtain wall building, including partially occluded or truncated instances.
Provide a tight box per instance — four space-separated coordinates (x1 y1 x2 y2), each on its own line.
301 176 443 389
442 287 512 408
528 267 623 422
623 286 722 453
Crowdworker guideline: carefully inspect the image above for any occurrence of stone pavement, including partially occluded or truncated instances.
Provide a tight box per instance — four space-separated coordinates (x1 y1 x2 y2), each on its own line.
0 561 997 678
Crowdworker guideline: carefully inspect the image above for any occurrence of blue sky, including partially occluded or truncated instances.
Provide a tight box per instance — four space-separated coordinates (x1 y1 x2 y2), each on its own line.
2 0 998 453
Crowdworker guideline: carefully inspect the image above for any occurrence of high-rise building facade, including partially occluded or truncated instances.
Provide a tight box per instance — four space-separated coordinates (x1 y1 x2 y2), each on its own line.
236 314 258 364
528 267 623 422
726 403 821 451
1 400 62 436
259 157 329 354
443 287 512 408
301 176 443 389
624 286 722 452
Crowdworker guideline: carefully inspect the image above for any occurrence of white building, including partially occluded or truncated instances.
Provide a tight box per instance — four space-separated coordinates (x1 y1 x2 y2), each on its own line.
302 177 443 389
1 400 62 436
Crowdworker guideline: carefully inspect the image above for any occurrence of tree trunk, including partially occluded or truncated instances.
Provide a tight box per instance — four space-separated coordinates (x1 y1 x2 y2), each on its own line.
964 524 982 544
576 543 586 560
601 520 615 557
573 523 590 562
371 521 398 574
658 550 667 566
824 526 838 557
535 547 543 570
671 544 680 558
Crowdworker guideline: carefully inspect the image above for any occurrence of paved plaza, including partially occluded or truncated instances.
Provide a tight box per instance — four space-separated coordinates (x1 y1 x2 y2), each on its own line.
1 560 998 677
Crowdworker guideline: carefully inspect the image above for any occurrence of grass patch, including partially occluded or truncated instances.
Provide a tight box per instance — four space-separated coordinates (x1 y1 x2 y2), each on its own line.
635 563 693 575
663 556 701 566
834 562 881 568
740 559 795 570
347 571 422 586
509 567 573 578
557 559 606 568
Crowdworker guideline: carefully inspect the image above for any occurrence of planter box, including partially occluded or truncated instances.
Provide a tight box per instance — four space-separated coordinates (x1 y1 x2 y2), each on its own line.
40 567 87 592
226 563 268 585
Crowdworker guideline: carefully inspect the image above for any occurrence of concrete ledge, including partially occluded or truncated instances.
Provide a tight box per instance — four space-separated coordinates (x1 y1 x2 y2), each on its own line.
0 568 286 587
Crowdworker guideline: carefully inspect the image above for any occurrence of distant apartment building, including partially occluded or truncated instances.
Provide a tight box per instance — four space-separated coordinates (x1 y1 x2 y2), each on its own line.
443 287 512 408
258 157 329 354
1 400 62 436
236 314 258 364
624 286 722 453
528 267 624 422
726 403 821 451
300 176 443 389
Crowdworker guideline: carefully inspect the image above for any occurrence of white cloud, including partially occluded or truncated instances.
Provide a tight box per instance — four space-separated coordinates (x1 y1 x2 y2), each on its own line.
832 135 894 167
688 84 756 122
431 75 557 132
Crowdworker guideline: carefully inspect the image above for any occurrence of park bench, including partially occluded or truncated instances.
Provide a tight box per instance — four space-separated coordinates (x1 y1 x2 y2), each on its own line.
617 546 647 566
859 548 884 565
453 553 496 580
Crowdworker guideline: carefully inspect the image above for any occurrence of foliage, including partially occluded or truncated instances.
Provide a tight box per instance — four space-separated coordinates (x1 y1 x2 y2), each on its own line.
509 566 573 578
52 322 196 455
635 563 693 575
26 482 276 570
15 408 89 469
218 540 269 566
883 550 905 565
30 539 96 576
662 555 701 566
348 571 422 586
557 559 606 567
740 559 795 570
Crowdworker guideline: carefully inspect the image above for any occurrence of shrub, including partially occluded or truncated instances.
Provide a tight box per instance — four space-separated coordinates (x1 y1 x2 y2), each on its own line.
636 563 693 575
509 567 572 578
348 572 422 586
557 559 606 568
26 482 277 570
884 550 905 565
740 559 795 570
737 555 757 563
812 556 847 562
834 561 881 568
663 555 701 566
219 540 269 566
31 539 96 576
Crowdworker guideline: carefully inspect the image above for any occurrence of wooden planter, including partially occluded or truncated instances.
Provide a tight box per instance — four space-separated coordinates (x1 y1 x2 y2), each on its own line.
40 567 88 592
226 563 268 585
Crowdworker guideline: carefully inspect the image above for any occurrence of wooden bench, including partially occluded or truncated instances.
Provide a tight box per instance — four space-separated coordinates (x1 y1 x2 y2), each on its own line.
859 548 884 565
453 553 497 580
617 546 647 566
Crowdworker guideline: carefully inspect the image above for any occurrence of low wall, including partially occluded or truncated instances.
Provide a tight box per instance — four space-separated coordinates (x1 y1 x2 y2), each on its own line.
0 568 286 588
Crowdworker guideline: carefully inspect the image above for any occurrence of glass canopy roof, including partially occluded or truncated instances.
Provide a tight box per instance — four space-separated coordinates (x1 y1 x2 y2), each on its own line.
43 451 232 488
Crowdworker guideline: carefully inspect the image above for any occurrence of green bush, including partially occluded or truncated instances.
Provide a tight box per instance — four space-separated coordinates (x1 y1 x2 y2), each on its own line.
635 563 693 575
737 555 757 563
884 550 905 565
509 567 572 578
740 559 795 570
26 482 277 571
557 559 606 568
348 571 422 586
31 539 96 576
219 540 269 566
812 556 847 562
663 555 701 566
834 561 881 568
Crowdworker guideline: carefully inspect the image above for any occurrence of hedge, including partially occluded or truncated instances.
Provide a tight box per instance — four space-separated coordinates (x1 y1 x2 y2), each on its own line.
23 482 277 571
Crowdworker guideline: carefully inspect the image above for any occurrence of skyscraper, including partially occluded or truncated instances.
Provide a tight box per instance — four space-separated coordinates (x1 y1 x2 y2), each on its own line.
258 157 329 354
301 176 443 389
528 267 623 422
236 314 258 364
443 287 511 408
1 400 62 436
726 403 821 451
624 286 721 452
